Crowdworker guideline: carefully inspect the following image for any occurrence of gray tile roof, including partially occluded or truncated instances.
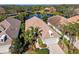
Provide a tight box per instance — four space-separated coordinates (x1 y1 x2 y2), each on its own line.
0 17 21 45
6 17 21 39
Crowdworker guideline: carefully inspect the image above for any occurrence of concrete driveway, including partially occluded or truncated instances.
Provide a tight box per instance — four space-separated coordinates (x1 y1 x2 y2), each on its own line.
43 38 64 54
0 44 11 54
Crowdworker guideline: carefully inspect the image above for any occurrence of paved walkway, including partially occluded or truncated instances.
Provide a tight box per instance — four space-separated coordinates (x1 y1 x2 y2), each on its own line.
44 37 59 44
43 38 64 54
42 25 64 54
48 44 64 54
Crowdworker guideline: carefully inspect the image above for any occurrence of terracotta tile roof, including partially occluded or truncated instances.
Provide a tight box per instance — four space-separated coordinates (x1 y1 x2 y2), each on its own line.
48 15 79 26
67 15 79 23
48 15 68 26
25 16 50 39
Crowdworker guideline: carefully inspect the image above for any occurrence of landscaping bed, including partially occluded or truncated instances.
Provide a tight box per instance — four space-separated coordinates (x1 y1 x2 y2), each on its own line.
25 48 49 54
38 38 47 48
35 48 49 54
24 38 49 54
58 39 79 54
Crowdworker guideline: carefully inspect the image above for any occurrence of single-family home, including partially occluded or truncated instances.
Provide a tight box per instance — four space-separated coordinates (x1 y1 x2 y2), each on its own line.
67 15 79 23
25 16 57 39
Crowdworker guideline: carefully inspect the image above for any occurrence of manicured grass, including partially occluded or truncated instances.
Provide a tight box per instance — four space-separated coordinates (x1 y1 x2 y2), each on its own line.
35 48 49 54
25 48 49 54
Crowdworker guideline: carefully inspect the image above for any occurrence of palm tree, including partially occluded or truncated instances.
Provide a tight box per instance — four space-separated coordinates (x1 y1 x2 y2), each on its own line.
63 23 76 45
66 22 79 41
24 26 42 50
73 22 79 40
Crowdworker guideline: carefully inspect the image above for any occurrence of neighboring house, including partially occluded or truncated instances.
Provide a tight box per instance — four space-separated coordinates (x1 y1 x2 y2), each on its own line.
44 7 56 13
48 15 79 26
0 19 10 44
73 8 79 15
5 17 21 39
47 15 79 38
67 15 79 23
0 17 21 53
47 15 79 32
0 7 6 14
48 15 68 28
25 16 55 39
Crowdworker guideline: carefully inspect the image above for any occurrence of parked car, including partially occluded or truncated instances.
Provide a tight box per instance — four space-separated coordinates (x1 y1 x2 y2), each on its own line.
0 34 7 43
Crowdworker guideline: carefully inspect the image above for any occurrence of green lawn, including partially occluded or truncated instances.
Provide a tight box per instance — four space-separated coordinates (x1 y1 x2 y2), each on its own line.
25 48 49 54
35 48 49 54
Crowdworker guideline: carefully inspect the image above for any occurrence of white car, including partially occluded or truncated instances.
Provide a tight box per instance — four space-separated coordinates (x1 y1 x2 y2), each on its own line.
0 34 7 43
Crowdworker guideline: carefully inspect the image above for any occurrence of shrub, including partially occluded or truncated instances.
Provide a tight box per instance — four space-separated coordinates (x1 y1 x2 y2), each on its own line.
9 38 28 54
38 38 43 47
9 38 22 54
0 15 7 22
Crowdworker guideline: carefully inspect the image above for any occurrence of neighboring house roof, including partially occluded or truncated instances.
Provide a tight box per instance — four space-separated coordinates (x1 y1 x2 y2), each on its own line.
67 15 79 23
0 17 21 45
44 7 56 13
25 16 51 39
48 15 79 26
5 17 21 39
48 15 68 26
